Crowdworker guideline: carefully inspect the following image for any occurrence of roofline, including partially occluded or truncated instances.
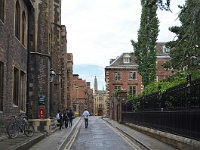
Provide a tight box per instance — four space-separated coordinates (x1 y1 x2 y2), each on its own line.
105 65 139 69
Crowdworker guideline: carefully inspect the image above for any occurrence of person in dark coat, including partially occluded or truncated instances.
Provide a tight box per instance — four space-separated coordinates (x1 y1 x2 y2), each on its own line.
67 109 74 127
64 109 69 128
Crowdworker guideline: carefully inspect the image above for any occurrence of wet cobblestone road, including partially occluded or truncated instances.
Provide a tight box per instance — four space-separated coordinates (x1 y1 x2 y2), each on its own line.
71 116 139 150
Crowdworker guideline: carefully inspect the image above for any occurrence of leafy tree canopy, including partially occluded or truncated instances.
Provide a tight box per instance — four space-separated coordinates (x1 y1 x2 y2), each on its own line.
166 0 200 71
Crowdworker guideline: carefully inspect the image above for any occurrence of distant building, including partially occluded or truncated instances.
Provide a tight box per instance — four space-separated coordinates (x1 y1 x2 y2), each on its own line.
71 74 87 115
93 76 108 116
86 82 93 115
105 43 173 118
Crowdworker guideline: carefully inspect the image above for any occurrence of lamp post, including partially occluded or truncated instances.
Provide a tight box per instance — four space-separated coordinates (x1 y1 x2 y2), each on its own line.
49 68 56 118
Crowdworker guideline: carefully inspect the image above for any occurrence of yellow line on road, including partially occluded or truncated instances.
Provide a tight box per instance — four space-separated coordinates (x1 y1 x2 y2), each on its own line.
64 119 82 150
105 121 142 150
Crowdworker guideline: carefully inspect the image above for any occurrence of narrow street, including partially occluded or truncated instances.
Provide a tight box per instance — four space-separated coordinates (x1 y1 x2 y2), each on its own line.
69 116 141 150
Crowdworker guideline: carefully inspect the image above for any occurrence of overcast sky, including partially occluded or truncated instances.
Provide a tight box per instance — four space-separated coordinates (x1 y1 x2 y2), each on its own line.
61 0 185 90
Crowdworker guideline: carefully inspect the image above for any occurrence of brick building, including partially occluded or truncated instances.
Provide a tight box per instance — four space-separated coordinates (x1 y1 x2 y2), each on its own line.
86 82 93 115
71 74 88 115
105 43 173 118
0 0 33 117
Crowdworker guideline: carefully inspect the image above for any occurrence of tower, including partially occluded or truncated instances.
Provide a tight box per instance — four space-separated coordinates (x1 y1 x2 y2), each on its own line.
94 76 98 94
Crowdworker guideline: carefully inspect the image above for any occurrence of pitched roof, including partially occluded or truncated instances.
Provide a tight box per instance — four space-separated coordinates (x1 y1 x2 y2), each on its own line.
105 52 138 69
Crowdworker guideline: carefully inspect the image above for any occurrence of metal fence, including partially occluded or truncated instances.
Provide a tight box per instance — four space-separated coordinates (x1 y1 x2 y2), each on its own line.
122 78 200 140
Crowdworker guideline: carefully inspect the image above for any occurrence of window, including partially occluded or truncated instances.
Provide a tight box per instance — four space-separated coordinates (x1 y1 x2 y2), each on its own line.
129 86 136 96
123 54 130 63
13 68 19 106
15 1 20 40
163 46 170 53
0 0 4 22
22 11 26 46
20 71 26 111
0 62 3 111
129 71 136 80
114 72 121 81
114 86 121 90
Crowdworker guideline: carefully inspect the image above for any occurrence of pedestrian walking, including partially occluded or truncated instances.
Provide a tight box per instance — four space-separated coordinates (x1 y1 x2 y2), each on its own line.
56 110 63 130
68 109 74 127
64 109 69 128
82 108 90 128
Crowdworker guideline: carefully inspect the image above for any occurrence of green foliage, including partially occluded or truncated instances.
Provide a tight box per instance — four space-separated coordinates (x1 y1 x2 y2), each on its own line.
166 0 200 71
131 0 159 87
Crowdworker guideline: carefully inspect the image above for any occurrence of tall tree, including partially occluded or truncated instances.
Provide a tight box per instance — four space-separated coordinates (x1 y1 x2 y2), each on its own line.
166 0 200 71
131 0 159 87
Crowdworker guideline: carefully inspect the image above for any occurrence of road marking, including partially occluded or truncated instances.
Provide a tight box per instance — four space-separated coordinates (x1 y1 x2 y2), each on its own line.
105 121 142 150
64 119 82 150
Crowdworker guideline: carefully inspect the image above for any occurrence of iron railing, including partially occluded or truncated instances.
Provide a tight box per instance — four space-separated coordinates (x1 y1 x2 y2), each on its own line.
122 78 200 140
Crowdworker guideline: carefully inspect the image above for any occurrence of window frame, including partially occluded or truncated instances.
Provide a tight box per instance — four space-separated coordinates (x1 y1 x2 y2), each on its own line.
20 71 26 111
129 71 136 80
114 72 121 81
129 85 136 96
15 0 20 40
22 11 27 46
114 86 121 90
13 67 19 106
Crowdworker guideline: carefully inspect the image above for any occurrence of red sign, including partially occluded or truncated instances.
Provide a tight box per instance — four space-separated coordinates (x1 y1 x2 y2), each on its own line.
39 106 45 119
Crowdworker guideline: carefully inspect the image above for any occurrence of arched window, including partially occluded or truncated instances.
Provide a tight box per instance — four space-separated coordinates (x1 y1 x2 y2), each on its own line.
22 11 26 46
0 0 4 22
15 1 20 40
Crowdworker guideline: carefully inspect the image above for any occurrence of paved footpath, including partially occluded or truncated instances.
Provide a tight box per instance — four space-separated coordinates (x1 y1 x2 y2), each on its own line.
103 118 177 150
28 117 81 150
0 117 80 150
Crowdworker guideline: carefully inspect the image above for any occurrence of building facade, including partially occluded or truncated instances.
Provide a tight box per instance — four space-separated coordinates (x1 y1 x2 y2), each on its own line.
93 76 108 116
105 43 173 118
66 53 73 109
71 74 87 115
0 0 33 117
28 0 67 121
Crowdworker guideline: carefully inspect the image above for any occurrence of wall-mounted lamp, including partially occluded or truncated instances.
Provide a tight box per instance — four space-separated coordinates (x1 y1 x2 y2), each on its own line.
50 68 56 82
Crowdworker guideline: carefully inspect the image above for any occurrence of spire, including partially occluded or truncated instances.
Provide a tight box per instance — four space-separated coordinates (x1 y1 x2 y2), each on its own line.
94 76 98 94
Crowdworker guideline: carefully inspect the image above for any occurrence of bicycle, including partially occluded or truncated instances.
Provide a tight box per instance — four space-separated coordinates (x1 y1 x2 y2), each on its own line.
6 114 34 139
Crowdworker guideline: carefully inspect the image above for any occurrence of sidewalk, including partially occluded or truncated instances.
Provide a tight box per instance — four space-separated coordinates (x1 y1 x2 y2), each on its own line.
103 117 177 150
0 117 81 150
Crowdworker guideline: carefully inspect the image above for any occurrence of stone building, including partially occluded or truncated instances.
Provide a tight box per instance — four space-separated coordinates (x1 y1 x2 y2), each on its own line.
93 76 108 116
27 0 67 120
66 53 73 109
60 26 68 109
0 0 33 117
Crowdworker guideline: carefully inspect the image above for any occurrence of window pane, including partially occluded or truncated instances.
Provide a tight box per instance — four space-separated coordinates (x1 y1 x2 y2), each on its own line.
129 86 136 96
13 68 19 106
22 12 26 45
15 1 20 39
129 72 136 80
20 71 26 111
114 72 120 80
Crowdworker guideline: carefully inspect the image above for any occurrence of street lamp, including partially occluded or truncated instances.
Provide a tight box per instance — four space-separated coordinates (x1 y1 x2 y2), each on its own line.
50 68 56 82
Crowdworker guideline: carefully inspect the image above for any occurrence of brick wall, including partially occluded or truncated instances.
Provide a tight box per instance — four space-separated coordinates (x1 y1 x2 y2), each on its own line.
0 0 30 118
